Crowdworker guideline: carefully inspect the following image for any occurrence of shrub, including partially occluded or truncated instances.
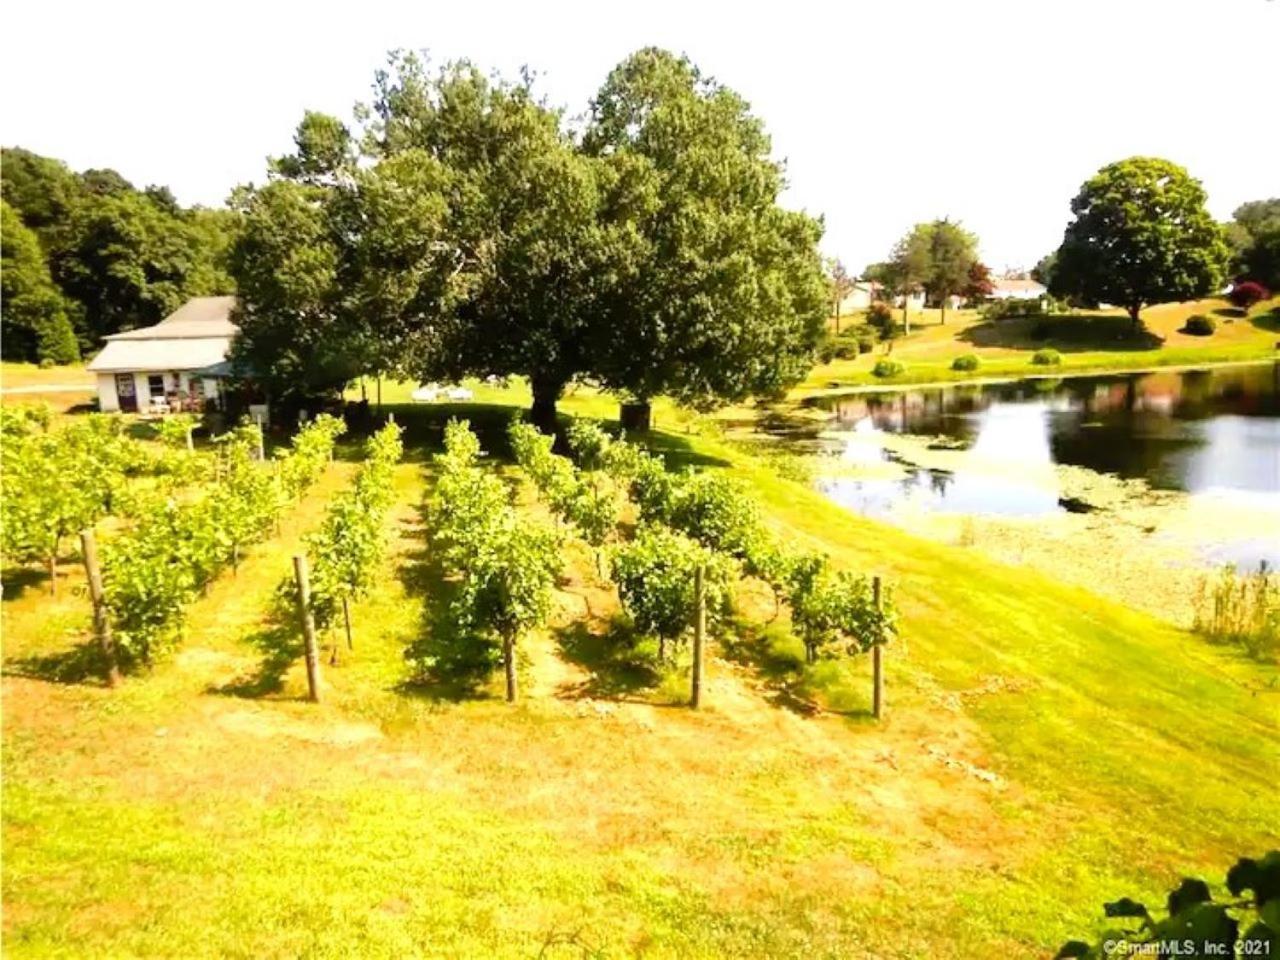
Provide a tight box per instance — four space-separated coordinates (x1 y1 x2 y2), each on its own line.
833 341 860 360
1031 348 1061 366
951 354 980 372
872 359 905 378
981 297 1047 321
1057 850 1280 960
1182 314 1216 336
865 303 897 338
1228 280 1269 310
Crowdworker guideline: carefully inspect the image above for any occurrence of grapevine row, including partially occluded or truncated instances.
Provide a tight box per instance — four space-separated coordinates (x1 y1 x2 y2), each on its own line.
556 418 897 665
0 409 208 592
99 415 346 667
296 420 404 653
423 419 560 702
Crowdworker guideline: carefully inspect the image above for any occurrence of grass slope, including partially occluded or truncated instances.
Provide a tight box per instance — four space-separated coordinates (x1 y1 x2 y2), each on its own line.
4 405 1277 958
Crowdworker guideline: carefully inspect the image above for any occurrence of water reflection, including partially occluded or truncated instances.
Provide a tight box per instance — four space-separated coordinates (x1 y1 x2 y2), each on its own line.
810 363 1280 495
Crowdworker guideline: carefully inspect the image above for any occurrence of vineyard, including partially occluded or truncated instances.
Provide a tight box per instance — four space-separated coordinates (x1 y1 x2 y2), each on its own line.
420 417 894 706
2 403 1278 958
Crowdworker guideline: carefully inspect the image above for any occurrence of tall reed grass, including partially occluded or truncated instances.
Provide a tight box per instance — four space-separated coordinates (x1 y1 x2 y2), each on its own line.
1192 564 1279 661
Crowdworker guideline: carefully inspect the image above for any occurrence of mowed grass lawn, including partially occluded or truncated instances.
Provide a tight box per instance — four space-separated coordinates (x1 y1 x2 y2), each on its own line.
3 400 1277 958
804 295 1280 392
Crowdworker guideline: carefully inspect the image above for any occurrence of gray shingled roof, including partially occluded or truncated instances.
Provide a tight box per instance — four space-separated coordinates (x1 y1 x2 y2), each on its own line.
87 297 239 373
105 296 238 340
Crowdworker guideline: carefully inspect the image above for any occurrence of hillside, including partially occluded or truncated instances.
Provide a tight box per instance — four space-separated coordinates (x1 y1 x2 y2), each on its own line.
3 408 1276 958
805 295 1280 392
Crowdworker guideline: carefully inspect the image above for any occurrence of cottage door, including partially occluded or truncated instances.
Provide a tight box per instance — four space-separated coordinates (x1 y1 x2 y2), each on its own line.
115 374 138 413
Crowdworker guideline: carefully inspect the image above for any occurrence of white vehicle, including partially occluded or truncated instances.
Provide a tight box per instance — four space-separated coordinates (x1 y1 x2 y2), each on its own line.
411 383 473 402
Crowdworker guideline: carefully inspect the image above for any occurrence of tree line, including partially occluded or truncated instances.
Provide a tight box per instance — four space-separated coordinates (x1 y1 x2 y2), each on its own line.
840 161 1276 336
1 147 238 364
228 48 829 428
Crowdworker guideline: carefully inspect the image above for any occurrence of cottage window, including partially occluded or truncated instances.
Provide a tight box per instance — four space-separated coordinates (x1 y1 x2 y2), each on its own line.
148 375 165 399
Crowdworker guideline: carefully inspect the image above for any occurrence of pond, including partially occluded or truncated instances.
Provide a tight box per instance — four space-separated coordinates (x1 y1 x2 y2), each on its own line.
807 363 1280 567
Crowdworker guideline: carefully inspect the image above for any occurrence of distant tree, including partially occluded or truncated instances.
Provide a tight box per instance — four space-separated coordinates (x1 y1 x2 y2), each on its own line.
51 190 213 345
1050 157 1230 326
883 226 933 334
827 258 857 333
2 147 238 351
963 260 994 302
228 179 352 396
1031 251 1058 289
924 218 979 323
0 202 80 364
271 111 356 187
583 47 828 421
1227 280 1269 311
1 147 82 238
1229 198 1280 290
143 185 181 215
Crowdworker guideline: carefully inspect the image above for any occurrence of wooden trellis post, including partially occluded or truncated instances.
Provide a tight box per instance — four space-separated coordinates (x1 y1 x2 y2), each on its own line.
691 565 706 709
80 528 121 688
293 555 322 703
872 575 884 720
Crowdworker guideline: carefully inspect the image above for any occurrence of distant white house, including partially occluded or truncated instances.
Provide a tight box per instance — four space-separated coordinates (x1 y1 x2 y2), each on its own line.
988 278 1048 301
835 281 926 315
87 296 238 414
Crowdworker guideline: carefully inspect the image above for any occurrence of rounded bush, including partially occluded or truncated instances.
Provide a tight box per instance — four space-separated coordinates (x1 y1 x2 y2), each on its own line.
951 354 980 372
1031 348 1062 366
872 359 905 378
1182 314 1216 336
833 342 859 360
1227 280 1269 311
857 337 875 355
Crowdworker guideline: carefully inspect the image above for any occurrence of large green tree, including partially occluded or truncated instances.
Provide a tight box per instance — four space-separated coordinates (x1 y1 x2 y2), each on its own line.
1049 157 1230 325
360 54 650 428
924 218 979 324
582 48 828 419
233 50 825 427
229 107 465 400
0 202 80 364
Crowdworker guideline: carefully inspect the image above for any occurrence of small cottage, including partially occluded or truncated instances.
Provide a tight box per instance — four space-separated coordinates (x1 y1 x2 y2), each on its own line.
87 296 238 414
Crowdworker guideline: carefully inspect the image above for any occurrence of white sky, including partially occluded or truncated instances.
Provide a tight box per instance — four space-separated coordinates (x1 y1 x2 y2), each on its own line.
3 0 1277 273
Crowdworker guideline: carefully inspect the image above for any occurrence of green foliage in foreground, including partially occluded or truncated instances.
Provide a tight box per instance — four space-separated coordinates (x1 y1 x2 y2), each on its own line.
0 414 142 585
611 525 733 661
788 564 896 664
1057 851 1280 959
